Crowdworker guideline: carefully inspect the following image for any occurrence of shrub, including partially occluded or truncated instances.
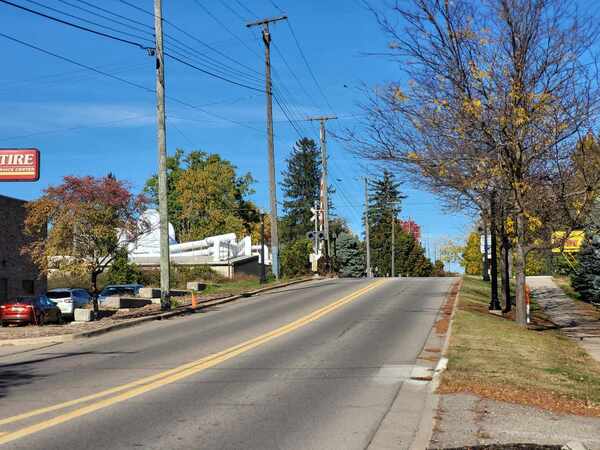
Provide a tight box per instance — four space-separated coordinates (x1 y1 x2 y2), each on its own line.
106 250 144 285
281 239 312 278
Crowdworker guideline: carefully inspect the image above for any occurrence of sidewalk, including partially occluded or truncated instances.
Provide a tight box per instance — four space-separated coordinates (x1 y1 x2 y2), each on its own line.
527 276 600 364
430 276 600 450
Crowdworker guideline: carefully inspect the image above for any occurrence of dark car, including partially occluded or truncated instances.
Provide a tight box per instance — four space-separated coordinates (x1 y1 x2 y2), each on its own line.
0 295 63 326
97 284 143 303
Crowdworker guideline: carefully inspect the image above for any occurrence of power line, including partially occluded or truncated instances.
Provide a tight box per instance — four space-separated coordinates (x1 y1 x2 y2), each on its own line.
193 0 261 58
114 0 265 85
0 0 150 49
164 51 263 92
23 0 153 43
286 20 336 115
67 0 154 31
0 31 264 132
56 0 155 38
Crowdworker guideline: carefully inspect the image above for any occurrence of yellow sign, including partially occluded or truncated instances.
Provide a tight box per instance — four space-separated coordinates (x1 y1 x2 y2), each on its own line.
552 230 585 253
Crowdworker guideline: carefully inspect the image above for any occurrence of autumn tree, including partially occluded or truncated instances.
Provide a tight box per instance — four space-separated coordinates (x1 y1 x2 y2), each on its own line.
462 232 483 276
352 0 600 325
145 150 259 242
24 175 149 311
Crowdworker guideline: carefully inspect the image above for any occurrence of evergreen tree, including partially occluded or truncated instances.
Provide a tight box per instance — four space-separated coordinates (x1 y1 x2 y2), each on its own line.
280 138 322 242
571 233 600 302
335 233 365 277
369 170 404 276
367 170 433 276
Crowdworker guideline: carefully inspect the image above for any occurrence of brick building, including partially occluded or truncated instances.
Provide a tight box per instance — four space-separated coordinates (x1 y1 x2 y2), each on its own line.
0 194 46 301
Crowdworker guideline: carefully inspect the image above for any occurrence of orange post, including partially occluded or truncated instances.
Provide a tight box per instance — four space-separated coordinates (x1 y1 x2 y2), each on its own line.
191 291 197 309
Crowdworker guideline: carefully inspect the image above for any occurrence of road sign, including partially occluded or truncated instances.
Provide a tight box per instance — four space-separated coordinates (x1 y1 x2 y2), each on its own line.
552 230 584 253
0 149 40 181
310 207 318 223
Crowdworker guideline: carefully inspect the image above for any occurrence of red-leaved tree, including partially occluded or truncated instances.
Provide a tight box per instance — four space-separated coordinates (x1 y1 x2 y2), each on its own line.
23 175 149 312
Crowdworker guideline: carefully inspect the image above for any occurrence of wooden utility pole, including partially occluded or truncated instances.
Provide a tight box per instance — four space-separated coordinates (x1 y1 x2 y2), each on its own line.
307 115 337 268
247 15 287 280
364 177 372 277
154 0 170 311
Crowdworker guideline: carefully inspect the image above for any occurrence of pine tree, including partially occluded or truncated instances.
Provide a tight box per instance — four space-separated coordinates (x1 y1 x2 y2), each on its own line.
571 234 600 302
368 170 404 276
280 138 322 242
335 233 365 277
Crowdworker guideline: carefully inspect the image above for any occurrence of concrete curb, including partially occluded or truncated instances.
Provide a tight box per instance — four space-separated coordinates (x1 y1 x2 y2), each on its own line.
410 278 462 450
0 276 321 346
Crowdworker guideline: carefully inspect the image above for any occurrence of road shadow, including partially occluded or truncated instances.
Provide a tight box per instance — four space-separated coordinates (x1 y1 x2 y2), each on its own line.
0 350 137 369
0 366 44 400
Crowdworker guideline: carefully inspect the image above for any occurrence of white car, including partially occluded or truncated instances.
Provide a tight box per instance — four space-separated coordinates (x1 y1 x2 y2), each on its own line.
46 289 92 318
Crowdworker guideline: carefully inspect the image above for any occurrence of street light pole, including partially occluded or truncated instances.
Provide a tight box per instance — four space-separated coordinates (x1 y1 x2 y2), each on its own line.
490 190 501 310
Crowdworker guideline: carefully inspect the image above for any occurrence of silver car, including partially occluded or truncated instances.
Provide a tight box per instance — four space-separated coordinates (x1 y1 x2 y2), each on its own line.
46 289 91 318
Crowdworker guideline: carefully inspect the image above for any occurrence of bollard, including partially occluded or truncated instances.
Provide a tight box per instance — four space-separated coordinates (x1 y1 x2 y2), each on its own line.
191 290 197 309
525 285 531 324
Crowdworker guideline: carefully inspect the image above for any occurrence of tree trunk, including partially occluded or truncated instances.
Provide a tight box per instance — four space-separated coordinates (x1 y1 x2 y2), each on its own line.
514 213 527 326
91 271 99 314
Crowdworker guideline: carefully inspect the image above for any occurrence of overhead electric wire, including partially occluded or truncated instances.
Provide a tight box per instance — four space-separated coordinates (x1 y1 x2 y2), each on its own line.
0 31 264 132
38 0 266 87
22 0 153 44
2 0 268 94
117 0 264 79
286 20 337 116
67 0 154 31
56 0 155 38
193 0 261 58
164 51 263 92
0 0 149 49
232 0 257 19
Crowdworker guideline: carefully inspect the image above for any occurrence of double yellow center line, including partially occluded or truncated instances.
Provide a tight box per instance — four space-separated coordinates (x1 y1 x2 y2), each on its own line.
0 279 387 445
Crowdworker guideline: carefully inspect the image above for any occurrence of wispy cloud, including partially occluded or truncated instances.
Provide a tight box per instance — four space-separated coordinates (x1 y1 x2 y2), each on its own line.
0 102 156 134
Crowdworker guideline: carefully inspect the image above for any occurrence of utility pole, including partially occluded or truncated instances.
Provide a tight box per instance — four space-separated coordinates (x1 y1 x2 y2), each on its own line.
247 15 287 280
154 0 170 311
490 191 501 310
260 210 266 284
307 115 337 270
391 215 395 277
364 177 372 277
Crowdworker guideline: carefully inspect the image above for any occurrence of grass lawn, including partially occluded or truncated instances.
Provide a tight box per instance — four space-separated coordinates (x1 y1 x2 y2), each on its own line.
439 275 600 415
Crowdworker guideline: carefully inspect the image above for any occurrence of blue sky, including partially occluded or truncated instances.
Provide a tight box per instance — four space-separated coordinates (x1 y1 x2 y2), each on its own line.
0 0 471 263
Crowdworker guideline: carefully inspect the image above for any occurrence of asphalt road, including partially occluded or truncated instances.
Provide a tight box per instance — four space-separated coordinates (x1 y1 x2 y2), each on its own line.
0 277 455 450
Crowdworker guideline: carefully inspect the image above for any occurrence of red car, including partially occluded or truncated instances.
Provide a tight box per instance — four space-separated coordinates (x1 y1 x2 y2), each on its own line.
0 295 63 326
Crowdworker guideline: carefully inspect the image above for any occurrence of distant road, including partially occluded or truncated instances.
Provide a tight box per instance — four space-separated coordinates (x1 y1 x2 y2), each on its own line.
0 277 454 450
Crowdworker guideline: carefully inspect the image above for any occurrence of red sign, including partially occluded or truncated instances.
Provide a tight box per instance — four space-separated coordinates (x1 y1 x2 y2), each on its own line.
0 149 40 182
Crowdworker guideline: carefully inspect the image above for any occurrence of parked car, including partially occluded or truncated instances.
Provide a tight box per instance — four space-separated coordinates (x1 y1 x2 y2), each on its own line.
97 284 143 303
47 288 92 318
0 295 63 326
